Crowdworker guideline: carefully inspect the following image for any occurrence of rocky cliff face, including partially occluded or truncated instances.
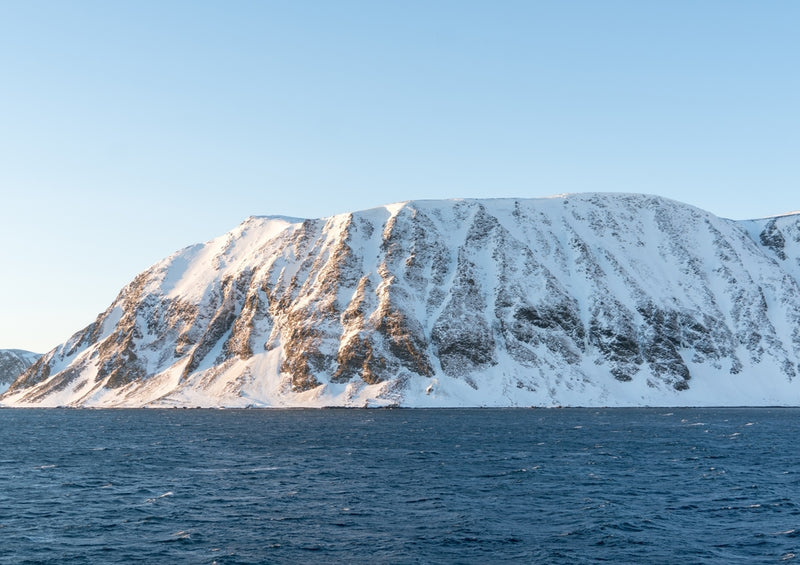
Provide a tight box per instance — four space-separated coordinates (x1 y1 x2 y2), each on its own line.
4 194 800 407
0 350 41 388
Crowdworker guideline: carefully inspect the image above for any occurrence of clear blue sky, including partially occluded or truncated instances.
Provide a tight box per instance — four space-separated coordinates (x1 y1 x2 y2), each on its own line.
1 1 798 353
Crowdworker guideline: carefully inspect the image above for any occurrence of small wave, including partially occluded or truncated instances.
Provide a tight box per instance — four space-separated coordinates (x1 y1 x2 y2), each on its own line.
146 491 174 503
245 466 281 472
161 530 192 543
300 545 323 552
611 521 645 533
404 497 444 504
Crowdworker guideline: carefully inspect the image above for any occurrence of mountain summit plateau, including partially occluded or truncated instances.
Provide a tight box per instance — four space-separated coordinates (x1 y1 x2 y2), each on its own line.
4 194 800 407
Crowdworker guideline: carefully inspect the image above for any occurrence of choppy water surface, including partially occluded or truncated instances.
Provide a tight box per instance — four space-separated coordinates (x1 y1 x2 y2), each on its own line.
1 408 799 564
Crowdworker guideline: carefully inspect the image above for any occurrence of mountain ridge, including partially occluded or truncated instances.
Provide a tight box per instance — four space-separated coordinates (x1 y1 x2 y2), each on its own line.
4 193 800 407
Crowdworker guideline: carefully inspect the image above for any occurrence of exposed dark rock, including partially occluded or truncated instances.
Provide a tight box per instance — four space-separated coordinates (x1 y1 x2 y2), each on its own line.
588 300 642 381
760 219 787 261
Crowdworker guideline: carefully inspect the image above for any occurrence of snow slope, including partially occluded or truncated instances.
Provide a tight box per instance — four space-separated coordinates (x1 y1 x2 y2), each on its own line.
4 194 800 407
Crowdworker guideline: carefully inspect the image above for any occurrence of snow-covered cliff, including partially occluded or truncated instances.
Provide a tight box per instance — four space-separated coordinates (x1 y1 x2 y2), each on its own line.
4 194 800 407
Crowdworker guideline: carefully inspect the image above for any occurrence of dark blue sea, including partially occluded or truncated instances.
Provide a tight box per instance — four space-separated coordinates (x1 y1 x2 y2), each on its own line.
1 408 798 564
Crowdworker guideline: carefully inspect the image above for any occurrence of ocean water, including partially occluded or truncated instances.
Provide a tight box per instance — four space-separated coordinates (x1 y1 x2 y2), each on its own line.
0 408 798 564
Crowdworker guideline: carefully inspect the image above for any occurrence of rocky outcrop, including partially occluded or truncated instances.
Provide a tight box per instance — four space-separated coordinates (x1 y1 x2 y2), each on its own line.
4 195 800 407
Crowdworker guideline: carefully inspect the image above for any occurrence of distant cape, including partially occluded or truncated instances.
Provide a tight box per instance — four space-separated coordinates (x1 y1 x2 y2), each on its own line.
0 349 41 387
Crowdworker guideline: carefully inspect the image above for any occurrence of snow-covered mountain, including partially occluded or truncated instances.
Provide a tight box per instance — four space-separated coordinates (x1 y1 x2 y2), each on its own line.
0 349 41 391
4 193 800 407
